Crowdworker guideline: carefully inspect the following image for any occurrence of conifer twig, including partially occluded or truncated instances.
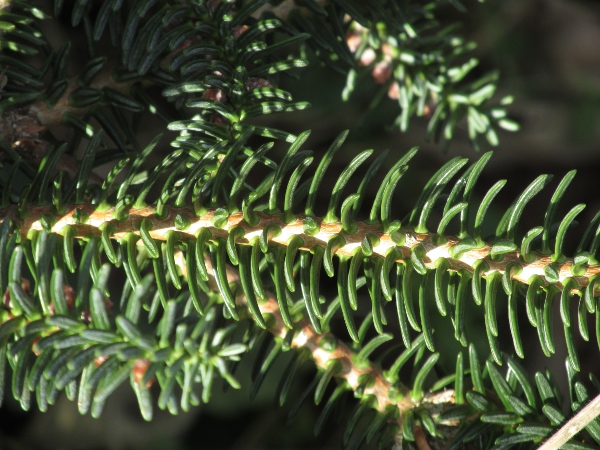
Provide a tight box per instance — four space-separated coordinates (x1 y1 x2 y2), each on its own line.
174 250 459 448
6 204 600 293
0 64 147 181
538 393 600 450
194 254 413 410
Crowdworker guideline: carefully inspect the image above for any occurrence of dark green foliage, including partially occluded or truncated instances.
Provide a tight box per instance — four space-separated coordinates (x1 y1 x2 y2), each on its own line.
0 1 598 449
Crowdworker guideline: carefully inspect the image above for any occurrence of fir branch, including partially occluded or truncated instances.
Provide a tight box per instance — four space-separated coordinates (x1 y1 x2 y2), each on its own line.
1 2 599 448
6 204 599 293
28 66 150 133
174 250 411 411
174 250 459 448
0 64 149 176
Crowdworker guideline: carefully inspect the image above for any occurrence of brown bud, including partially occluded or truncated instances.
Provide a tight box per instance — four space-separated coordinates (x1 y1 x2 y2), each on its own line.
177 39 194 51
381 43 394 58
346 32 362 53
133 359 154 387
372 60 392 84
209 112 227 125
388 81 400 100
63 285 75 309
233 25 249 39
21 278 30 295
2 288 10 309
81 308 91 324
202 88 227 103
423 102 434 118
32 337 41 356
246 77 273 90
94 355 108 367
359 48 376 67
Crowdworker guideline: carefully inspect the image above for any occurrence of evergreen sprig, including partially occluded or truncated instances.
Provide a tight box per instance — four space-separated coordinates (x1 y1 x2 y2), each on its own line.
0 1 597 449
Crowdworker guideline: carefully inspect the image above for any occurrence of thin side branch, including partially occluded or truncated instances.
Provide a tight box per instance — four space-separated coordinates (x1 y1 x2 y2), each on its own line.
538 394 600 449
174 251 458 447
186 252 415 413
